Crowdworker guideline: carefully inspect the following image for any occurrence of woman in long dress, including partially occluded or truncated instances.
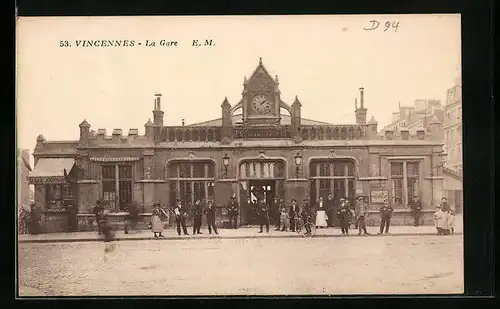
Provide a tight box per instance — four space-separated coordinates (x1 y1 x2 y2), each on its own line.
315 197 328 228
151 204 164 238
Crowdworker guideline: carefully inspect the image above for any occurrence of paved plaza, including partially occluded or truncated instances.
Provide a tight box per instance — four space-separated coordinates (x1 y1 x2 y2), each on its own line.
18 233 463 296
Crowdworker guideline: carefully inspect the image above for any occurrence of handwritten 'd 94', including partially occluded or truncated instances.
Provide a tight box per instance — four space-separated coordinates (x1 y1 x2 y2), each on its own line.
364 20 400 32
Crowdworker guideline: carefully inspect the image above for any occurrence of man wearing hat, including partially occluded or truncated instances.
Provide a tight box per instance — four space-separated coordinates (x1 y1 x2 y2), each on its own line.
173 198 189 235
257 197 270 233
355 196 370 235
410 195 422 227
378 199 394 234
289 198 299 232
227 193 239 229
337 198 350 235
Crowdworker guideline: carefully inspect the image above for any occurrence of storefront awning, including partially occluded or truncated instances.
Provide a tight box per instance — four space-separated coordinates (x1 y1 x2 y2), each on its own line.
89 157 140 163
28 158 75 184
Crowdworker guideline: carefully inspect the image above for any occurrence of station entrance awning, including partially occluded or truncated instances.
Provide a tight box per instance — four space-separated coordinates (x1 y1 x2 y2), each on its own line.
28 158 75 184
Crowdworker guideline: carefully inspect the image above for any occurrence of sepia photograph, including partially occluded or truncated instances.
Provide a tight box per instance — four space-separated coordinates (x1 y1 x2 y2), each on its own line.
16 14 463 296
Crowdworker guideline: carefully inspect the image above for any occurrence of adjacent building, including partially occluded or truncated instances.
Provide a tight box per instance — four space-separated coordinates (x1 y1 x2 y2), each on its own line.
382 99 444 137
29 59 447 232
443 77 462 173
18 148 32 211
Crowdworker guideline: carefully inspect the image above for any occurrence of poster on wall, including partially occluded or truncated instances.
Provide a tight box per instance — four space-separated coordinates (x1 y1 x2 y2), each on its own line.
370 190 388 204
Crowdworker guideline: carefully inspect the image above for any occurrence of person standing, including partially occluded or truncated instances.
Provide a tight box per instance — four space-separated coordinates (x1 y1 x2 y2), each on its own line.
93 200 104 235
355 196 370 235
67 204 78 232
124 202 139 234
279 206 290 231
315 197 328 228
151 204 165 238
337 198 350 236
433 204 445 235
257 198 270 233
325 193 335 227
204 200 218 235
301 199 312 234
29 203 41 235
173 198 189 236
227 194 239 229
289 199 299 232
448 209 456 234
192 200 203 235
378 199 394 234
410 195 422 227
272 197 280 231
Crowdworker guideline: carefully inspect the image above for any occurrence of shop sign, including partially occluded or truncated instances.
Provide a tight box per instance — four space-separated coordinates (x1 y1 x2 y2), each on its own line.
233 127 291 139
370 190 388 204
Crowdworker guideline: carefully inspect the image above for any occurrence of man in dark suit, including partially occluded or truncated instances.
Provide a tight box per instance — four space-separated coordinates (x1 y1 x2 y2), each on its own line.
227 194 239 229
289 199 300 232
257 198 270 233
378 199 394 234
204 200 218 235
410 195 422 226
173 198 189 236
192 200 203 234
93 200 104 235
325 193 335 227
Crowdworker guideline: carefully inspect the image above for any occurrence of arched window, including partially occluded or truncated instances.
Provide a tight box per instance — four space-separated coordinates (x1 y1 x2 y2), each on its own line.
167 160 215 206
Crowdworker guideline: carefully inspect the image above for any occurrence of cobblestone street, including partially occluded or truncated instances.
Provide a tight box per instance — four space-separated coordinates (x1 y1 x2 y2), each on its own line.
18 235 463 296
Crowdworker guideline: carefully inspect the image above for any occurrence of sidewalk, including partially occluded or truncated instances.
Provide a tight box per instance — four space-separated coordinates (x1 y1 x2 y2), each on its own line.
19 220 463 243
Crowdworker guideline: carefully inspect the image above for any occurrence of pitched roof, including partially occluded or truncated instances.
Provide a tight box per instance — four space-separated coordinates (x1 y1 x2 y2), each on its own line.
188 114 334 127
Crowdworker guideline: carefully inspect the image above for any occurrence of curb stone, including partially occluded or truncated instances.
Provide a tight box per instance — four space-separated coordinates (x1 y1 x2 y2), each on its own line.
18 232 463 243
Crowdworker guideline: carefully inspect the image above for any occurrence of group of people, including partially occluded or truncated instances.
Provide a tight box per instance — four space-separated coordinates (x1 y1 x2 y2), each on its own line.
85 194 456 241
433 197 456 235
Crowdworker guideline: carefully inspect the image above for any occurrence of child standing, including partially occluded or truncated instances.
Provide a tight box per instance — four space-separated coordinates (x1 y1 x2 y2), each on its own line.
448 210 456 234
433 205 445 235
280 207 290 231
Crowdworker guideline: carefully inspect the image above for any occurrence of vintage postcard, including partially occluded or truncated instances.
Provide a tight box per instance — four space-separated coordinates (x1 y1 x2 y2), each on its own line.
16 14 463 296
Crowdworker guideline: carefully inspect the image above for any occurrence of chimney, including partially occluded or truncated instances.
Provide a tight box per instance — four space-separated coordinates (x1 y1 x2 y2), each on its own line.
112 129 122 142
96 129 106 140
360 87 364 109
355 88 367 124
400 128 410 140
153 93 164 126
416 128 426 140
128 128 138 138
384 129 394 140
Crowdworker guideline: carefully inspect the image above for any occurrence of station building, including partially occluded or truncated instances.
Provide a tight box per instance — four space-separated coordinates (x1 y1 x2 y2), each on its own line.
29 59 446 232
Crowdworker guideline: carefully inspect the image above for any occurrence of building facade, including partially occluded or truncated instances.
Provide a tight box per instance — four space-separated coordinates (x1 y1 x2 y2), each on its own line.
29 59 446 232
443 78 462 173
383 100 444 137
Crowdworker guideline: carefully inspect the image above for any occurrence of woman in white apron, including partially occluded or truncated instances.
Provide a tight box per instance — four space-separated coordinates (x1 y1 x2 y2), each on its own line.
315 197 328 228
151 203 165 238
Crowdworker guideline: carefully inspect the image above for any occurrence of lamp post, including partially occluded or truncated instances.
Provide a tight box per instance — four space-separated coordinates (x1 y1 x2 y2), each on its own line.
222 153 230 178
294 152 303 178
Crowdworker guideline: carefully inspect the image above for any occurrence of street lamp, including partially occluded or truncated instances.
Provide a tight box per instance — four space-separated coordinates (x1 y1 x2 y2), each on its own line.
294 152 303 178
222 153 230 178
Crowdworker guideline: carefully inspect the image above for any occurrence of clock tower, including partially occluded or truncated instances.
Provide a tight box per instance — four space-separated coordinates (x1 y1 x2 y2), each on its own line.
242 58 281 126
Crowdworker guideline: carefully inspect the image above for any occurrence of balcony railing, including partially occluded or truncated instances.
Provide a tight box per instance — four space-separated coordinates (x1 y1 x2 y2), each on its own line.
300 125 368 140
161 126 222 142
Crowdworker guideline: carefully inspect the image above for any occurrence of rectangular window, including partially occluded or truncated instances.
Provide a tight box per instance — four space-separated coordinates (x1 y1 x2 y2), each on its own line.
179 163 191 178
319 163 330 176
193 181 205 203
318 180 331 200
390 162 404 206
309 163 317 177
193 162 205 178
102 165 116 211
168 164 178 178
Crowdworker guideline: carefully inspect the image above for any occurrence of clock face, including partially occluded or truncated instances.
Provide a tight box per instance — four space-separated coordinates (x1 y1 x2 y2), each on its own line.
251 94 271 114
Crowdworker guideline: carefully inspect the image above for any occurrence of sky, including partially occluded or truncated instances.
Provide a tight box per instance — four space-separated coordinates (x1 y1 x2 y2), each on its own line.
16 14 461 166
